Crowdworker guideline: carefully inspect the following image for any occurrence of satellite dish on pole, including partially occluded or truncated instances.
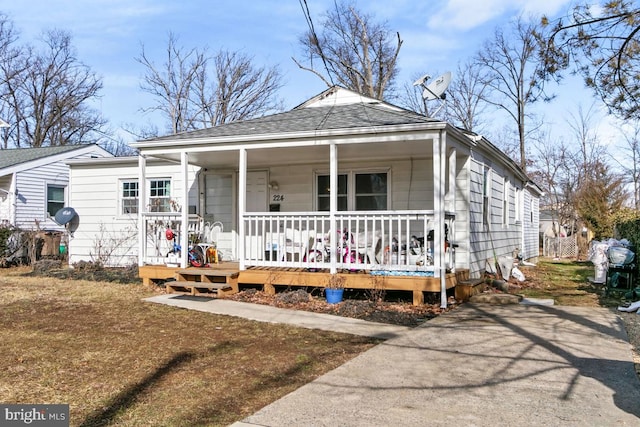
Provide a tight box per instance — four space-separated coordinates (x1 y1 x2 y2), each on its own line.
54 207 77 226
422 71 451 100
413 71 452 116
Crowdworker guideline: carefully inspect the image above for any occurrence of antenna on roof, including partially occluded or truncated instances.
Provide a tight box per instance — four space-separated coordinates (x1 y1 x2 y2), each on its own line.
412 71 452 117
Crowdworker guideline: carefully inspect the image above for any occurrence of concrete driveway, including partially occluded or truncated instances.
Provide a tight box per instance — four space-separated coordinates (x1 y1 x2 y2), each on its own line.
232 303 640 426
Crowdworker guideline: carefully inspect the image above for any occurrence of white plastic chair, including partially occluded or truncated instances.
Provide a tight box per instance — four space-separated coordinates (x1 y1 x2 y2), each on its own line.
281 228 314 262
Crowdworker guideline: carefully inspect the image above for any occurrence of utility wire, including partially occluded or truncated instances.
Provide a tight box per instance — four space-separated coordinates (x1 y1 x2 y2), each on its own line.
299 0 335 86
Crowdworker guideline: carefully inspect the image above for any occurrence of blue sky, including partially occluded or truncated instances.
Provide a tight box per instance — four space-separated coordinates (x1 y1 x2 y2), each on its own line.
3 0 615 146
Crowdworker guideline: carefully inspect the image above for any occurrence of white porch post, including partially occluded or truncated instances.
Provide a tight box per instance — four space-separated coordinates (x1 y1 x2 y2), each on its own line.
440 132 448 307
433 131 447 308
238 148 247 270
137 155 146 267
329 142 337 274
180 151 189 268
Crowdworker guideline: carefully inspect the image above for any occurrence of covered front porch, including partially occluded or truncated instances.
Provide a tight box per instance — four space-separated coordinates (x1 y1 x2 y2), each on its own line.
132 91 465 307
139 262 464 306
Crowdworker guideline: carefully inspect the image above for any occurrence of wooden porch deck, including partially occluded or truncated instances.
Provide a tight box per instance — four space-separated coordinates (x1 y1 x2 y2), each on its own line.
139 262 465 305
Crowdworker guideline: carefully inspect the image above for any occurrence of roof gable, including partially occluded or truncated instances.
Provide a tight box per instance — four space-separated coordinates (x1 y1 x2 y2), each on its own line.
294 86 402 110
0 144 111 174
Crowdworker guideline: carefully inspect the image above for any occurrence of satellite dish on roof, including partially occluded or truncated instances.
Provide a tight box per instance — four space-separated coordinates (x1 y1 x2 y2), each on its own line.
422 71 452 100
412 71 452 117
54 207 77 226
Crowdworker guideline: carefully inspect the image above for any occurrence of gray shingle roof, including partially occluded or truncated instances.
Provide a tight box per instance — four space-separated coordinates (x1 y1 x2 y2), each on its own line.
0 145 89 170
144 102 436 142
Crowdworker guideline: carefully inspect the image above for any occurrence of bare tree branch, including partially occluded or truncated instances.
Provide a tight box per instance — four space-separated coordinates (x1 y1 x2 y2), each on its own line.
295 0 402 100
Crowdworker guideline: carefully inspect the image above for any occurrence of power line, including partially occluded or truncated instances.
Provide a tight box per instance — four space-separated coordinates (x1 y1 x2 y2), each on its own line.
299 0 334 86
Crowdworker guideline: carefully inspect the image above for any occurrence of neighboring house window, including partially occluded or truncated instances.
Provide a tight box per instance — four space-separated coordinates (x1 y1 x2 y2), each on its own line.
121 180 138 215
46 185 65 217
317 171 388 211
149 179 171 212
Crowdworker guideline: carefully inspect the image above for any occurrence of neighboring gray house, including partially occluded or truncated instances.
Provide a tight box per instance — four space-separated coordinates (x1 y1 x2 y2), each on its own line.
0 144 112 231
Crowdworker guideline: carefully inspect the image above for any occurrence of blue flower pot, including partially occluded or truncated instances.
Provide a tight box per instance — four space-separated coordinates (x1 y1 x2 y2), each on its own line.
325 288 344 304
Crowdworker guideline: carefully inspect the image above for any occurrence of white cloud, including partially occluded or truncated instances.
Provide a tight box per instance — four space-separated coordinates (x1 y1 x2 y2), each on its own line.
426 0 572 31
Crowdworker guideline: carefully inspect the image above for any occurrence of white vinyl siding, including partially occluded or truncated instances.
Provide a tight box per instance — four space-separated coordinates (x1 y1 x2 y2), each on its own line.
521 187 540 260
68 160 199 266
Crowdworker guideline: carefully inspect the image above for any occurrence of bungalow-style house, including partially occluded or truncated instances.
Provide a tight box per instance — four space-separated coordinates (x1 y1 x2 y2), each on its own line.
0 144 112 231
67 87 541 306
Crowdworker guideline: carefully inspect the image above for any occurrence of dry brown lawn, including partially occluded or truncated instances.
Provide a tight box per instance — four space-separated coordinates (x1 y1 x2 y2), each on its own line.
0 268 378 426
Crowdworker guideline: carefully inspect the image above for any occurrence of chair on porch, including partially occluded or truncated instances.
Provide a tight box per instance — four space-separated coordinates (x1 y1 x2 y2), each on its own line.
281 228 315 262
348 230 384 264
200 221 224 263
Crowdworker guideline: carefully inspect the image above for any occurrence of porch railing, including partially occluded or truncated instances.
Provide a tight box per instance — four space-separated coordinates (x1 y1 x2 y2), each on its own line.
242 210 455 275
140 210 456 273
141 212 203 265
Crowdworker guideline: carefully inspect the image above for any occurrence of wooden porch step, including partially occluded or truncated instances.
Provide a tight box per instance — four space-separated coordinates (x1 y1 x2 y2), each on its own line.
455 278 486 302
172 268 240 297
166 280 235 297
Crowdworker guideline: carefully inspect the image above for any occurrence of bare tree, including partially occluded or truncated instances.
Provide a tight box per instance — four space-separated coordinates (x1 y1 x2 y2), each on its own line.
196 50 284 127
137 33 284 135
295 0 402 100
565 104 607 184
540 1 640 120
475 15 550 171
443 61 491 133
613 122 640 209
137 33 207 135
0 25 105 148
529 131 575 241
0 14 23 149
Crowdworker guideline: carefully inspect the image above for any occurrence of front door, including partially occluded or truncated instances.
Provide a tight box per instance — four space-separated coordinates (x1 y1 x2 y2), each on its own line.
204 173 233 229
246 171 268 212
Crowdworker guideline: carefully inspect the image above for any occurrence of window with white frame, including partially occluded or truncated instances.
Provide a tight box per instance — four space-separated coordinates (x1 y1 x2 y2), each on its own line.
46 185 65 217
149 179 172 212
502 179 510 227
482 167 492 227
316 171 388 211
515 187 522 222
121 180 139 215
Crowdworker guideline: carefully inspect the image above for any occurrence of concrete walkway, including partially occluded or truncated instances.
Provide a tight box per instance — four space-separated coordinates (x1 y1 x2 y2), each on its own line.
144 294 412 339
144 295 640 426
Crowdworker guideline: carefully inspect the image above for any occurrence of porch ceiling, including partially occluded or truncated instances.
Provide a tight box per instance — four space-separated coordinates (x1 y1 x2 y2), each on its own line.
146 138 436 169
